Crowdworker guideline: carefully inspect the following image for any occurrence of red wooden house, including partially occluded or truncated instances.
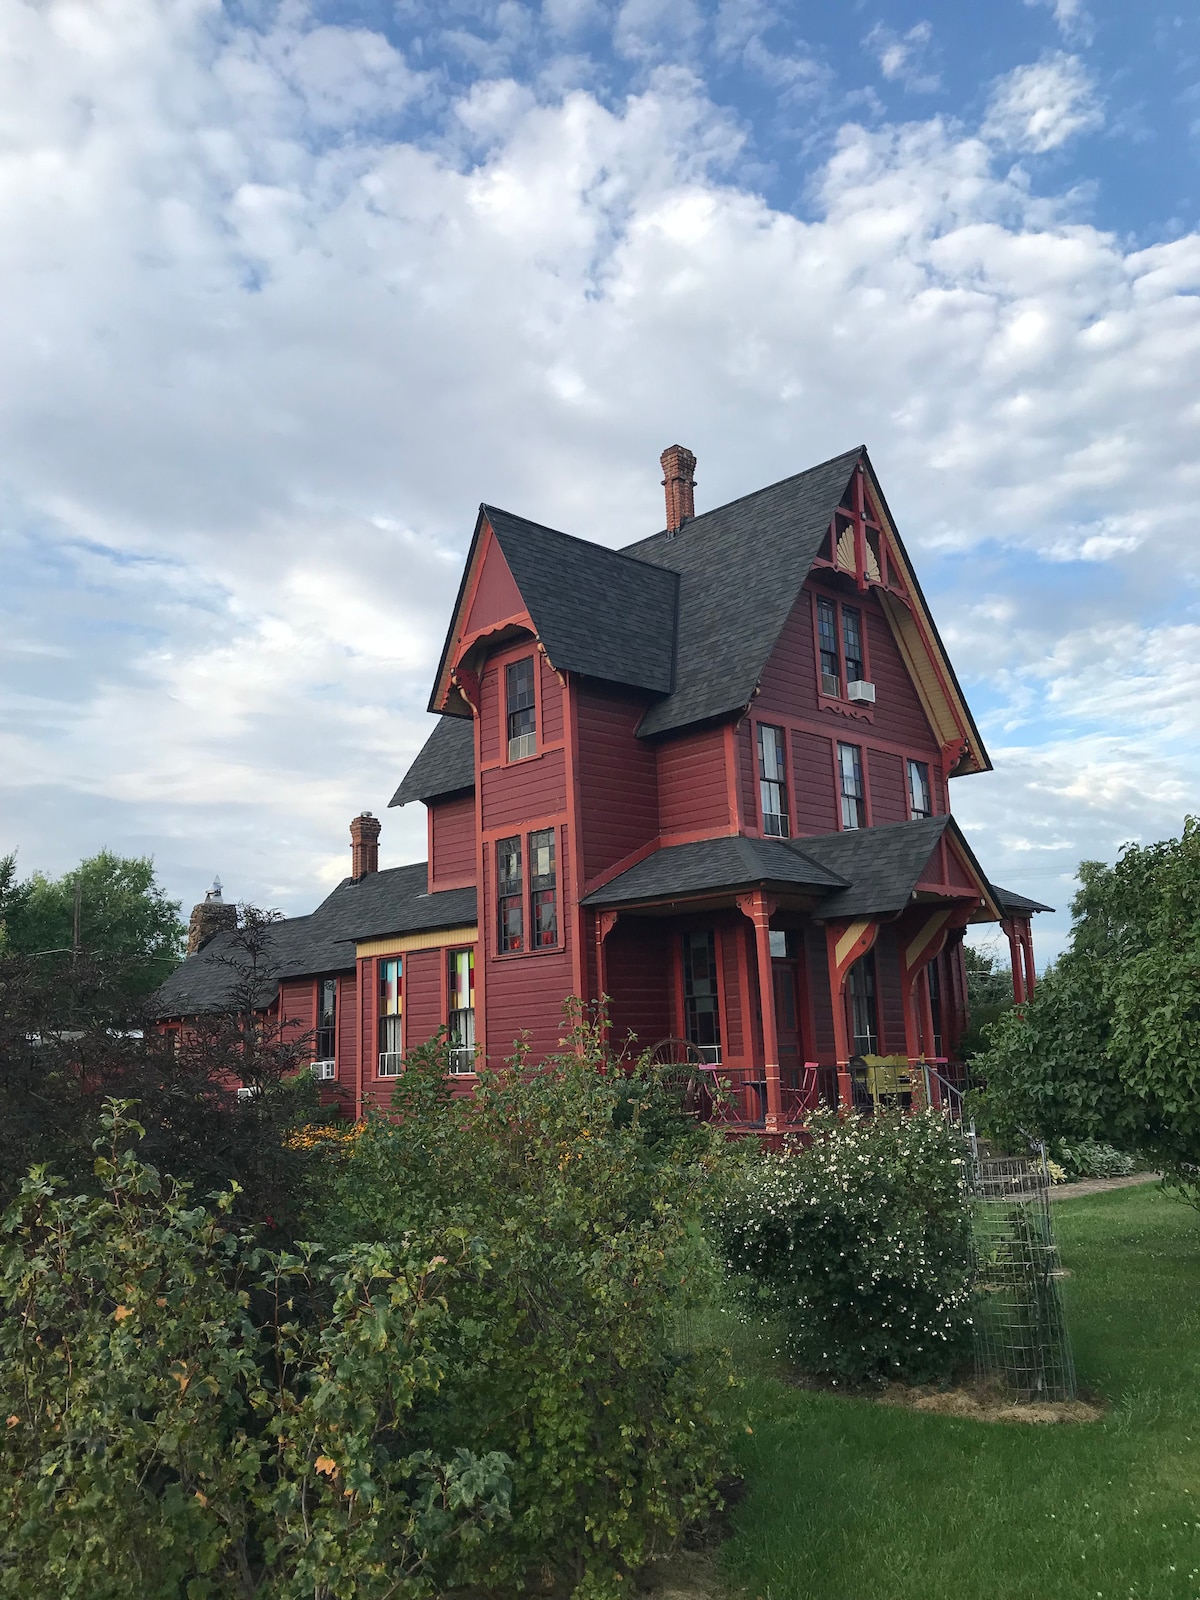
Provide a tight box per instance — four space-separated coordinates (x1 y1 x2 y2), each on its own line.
156 445 1048 1128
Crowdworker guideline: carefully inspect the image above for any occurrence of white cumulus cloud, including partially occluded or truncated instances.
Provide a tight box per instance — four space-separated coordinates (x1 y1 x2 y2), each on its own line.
982 52 1103 153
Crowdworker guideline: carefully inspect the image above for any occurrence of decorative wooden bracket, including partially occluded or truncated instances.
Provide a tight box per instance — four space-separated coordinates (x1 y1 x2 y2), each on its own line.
451 666 482 714
735 891 778 925
825 917 879 994
597 909 619 944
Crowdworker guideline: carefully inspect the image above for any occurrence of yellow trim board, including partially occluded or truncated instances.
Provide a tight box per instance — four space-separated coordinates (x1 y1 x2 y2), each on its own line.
357 926 477 958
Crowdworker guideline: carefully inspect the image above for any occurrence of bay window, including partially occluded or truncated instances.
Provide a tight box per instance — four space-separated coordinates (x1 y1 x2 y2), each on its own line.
838 742 866 829
506 657 536 761
497 836 523 951
682 931 722 1064
447 948 476 1073
907 758 932 819
378 957 403 1075
757 723 790 837
529 828 558 947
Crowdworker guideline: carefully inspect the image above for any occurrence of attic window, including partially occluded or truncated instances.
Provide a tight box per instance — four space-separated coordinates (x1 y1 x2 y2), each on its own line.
506 657 536 761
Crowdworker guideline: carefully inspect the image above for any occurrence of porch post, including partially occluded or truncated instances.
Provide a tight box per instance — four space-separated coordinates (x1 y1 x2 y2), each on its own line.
737 892 781 1132
824 919 879 1112
1001 917 1027 1005
595 910 619 1045
1021 922 1037 998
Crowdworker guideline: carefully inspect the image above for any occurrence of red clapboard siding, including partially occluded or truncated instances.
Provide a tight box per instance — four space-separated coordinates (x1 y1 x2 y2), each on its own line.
479 663 500 765
540 654 564 745
481 747 567 832
605 920 673 1055
657 725 730 835
279 978 316 1042
754 586 819 715
337 971 357 1085
804 925 835 1060
869 749 907 826
719 917 746 1059
874 926 905 1055
403 948 443 1048
791 730 839 834
863 607 940 751
738 724 758 830
575 682 659 879
466 528 525 635
429 792 476 888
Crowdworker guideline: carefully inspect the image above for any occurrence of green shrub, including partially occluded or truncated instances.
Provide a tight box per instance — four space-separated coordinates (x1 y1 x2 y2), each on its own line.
0 1102 511 1600
320 1012 732 1598
718 1109 973 1385
1053 1137 1137 1180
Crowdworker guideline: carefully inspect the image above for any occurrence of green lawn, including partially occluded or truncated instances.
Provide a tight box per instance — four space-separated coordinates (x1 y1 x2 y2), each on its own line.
720 1185 1200 1600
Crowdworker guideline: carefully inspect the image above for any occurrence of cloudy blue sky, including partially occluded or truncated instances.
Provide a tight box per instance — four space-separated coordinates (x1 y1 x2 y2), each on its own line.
3 0 1200 965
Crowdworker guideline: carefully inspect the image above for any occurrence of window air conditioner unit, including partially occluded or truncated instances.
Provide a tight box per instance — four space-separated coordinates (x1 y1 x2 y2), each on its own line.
508 733 537 762
695 1045 722 1066
847 679 876 705
378 1052 403 1077
236 1085 260 1102
311 1059 336 1082
449 1047 475 1075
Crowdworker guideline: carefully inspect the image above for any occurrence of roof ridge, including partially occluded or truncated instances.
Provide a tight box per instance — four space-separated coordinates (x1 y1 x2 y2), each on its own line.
621 445 864 553
482 502 674 574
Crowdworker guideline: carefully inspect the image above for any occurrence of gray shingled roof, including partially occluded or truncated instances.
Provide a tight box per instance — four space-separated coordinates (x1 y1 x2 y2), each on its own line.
623 447 863 737
582 835 848 908
991 884 1054 915
153 863 477 1017
795 816 959 918
583 816 1016 920
391 715 474 806
426 505 679 715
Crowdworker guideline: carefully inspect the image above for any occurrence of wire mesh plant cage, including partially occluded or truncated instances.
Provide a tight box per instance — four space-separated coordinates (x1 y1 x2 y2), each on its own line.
968 1151 1076 1402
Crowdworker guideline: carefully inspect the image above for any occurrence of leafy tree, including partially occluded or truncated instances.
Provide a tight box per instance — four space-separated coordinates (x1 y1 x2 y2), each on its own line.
957 941 1015 1060
0 1102 512 1600
0 911 325 1232
321 1011 731 1598
976 818 1200 1200
1 850 184 994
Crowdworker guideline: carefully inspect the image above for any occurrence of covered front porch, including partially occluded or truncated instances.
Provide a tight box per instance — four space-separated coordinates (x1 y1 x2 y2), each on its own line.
581 819 1048 1133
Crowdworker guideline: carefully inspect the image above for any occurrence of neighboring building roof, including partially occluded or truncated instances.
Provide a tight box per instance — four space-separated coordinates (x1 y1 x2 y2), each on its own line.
582 835 849 908
391 714 475 806
624 447 864 737
991 884 1054 916
153 863 477 1018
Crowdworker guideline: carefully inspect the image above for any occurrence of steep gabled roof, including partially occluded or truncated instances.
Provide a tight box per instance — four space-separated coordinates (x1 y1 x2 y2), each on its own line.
153 864 477 1017
795 816 967 918
428 505 678 713
623 447 863 737
391 715 475 806
581 835 848 908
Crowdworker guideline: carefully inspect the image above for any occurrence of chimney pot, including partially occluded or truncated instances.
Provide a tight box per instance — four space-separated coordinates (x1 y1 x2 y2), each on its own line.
350 812 381 880
660 444 697 536
187 878 237 954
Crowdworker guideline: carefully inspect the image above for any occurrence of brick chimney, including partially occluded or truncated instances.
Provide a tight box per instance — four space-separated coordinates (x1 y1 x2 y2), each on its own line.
187 876 237 955
660 444 697 537
350 812 381 880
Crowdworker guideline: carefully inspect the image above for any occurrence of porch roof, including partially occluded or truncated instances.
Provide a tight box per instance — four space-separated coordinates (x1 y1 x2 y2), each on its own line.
991 884 1054 916
581 835 849 908
582 816 1028 921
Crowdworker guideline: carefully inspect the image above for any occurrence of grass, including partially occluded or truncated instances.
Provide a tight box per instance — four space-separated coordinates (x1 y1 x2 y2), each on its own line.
719 1184 1200 1600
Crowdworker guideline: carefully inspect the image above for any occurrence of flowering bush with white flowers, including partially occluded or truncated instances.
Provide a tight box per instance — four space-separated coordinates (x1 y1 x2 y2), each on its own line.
719 1109 974 1385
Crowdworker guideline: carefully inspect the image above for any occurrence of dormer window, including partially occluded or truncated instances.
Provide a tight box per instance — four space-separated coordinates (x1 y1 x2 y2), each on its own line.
817 597 870 703
757 723 790 838
817 598 840 696
506 657 536 761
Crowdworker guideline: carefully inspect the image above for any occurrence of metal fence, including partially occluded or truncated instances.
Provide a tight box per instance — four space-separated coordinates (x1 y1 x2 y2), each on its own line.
968 1152 1076 1402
